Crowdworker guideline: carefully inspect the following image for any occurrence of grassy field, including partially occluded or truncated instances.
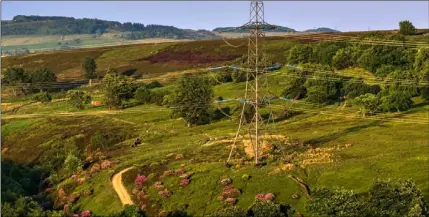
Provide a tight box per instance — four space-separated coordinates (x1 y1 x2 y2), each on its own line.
2 65 428 216
2 34 429 216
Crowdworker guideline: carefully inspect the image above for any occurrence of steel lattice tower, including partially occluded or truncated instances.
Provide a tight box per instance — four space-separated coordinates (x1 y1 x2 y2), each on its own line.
227 0 275 165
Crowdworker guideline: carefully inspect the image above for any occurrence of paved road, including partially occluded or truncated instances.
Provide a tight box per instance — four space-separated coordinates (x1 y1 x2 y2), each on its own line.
112 167 135 206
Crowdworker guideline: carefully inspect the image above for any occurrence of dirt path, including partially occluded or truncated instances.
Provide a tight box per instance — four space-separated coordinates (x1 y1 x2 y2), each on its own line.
112 167 135 206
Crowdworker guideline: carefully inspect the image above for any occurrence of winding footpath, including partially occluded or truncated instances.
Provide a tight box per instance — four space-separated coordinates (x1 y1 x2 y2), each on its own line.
112 167 135 206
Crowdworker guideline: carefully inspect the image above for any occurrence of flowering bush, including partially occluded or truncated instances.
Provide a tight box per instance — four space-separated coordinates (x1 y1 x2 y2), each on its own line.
80 210 91 217
222 186 240 198
90 164 100 173
137 190 149 201
134 175 147 186
58 188 67 199
264 193 275 201
45 188 53 193
158 189 171 199
154 181 164 190
179 179 190 186
164 170 174 176
100 160 113 169
71 175 78 180
217 195 225 201
256 194 265 200
225 197 237 206
175 168 185 175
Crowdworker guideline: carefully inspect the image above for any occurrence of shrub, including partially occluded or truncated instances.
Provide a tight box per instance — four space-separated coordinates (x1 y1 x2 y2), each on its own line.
304 72 341 104
32 92 52 103
134 86 151 104
342 78 371 100
208 206 246 217
352 93 380 117
399 20 416 35
281 70 307 100
233 103 255 124
248 200 295 217
231 70 247 83
66 90 91 109
134 175 147 186
332 48 354 70
379 87 413 112
287 44 313 64
375 65 397 77
146 81 162 89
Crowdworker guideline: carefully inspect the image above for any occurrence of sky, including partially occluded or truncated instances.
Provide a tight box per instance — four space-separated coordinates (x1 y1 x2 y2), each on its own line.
2 1 428 32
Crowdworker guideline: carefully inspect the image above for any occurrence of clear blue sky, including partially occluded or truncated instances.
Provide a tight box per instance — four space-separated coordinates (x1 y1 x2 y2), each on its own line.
2 1 428 31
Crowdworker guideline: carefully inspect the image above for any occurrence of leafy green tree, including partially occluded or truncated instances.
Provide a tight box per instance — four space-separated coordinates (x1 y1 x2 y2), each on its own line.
375 65 397 77
32 92 52 103
420 68 429 101
379 86 413 112
287 44 313 64
366 180 429 217
66 90 91 109
414 47 429 72
171 74 213 126
307 186 363 217
82 57 97 79
64 152 82 175
304 72 341 104
342 78 371 100
208 206 246 217
332 48 354 70
352 93 380 117
231 70 247 83
134 86 151 104
399 20 416 35
281 70 308 100
311 42 344 65
2 67 28 85
30 67 57 83
103 68 134 109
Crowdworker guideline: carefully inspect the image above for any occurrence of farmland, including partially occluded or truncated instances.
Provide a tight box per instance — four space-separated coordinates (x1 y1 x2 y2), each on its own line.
2 27 429 217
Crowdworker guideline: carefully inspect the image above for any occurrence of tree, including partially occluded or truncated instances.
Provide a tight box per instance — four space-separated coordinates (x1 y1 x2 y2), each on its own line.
171 74 213 126
307 186 363 217
352 93 380 117
281 70 307 100
375 65 397 78
134 86 151 104
64 152 82 175
366 180 429 217
342 78 371 100
379 86 413 112
287 44 313 64
103 68 134 109
29 67 57 92
66 90 91 109
231 70 247 83
2 67 28 85
32 92 52 103
414 48 429 72
82 57 97 79
399 20 416 35
332 48 354 70
311 42 343 65
304 72 341 104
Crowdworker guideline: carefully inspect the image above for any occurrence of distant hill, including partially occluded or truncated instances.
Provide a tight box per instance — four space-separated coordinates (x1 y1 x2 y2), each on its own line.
303 27 340 33
213 25 296 33
1 15 219 40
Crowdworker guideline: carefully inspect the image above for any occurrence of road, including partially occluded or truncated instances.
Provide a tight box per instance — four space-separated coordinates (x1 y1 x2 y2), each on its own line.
112 167 135 206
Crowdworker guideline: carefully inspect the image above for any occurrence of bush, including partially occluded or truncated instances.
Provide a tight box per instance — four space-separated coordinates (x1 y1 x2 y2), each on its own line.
399 20 416 35
147 80 163 89
342 78 371 100
287 44 313 64
134 86 151 104
231 70 247 83
281 70 307 100
352 93 380 117
304 72 341 104
332 48 354 70
248 200 295 217
233 103 255 124
208 206 246 217
212 107 231 121
379 87 413 112
66 90 91 109
103 69 134 109
32 92 52 103
375 65 397 77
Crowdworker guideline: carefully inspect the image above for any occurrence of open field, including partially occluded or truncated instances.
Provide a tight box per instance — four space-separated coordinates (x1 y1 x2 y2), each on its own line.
2 29 429 216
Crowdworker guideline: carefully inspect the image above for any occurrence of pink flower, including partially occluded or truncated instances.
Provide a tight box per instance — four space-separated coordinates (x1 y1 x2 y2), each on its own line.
90 164 100 173
71 175 77 180
164 170 174 176
225 198 237 205
222 186 240 198
154 181 163 190
264 193 275 201
179 179 190 186
175 169 185 175
158 189 171 198
100 160 113 169
256 193 265 200
135 175 147 186
44 188 53 193
80 210 91 217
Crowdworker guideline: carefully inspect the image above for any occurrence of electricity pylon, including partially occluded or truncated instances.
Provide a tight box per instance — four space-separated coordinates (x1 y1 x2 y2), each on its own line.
227 0 276 165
